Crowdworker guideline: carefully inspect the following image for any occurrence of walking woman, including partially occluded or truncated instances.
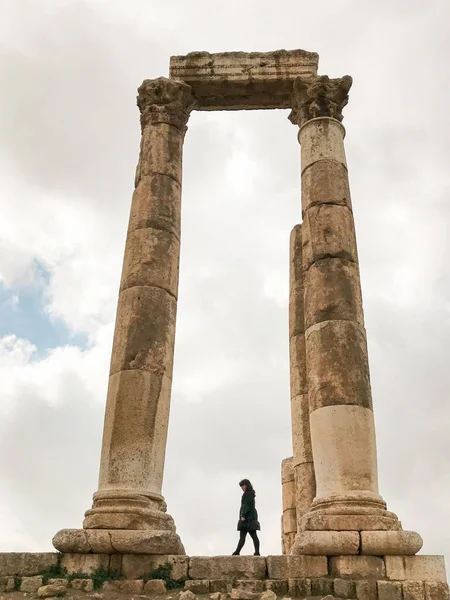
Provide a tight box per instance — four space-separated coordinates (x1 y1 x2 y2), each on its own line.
232 479 261 556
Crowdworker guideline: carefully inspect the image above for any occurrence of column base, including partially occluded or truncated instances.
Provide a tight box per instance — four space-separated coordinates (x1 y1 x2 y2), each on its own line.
52 528 185 555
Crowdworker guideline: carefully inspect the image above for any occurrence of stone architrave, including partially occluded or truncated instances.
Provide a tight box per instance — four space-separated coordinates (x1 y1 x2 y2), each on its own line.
288 75 421 555
53 77 195 554
288 224 316 526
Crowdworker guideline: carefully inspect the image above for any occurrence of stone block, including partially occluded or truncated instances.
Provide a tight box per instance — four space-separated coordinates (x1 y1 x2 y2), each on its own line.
0 552 59 576
121 554 189 580
179 591 197 600
266 555 328 579
265 579 288 595
260 591 277 600
109 553 123 573
108 530 184 555
304 258 363 329
189 556 266 581
293 462 316 521
310 577 334 597
230 589 258 600
301 158 352 214
334 578 355 598
138 123 183 183
119 579 145 594
361 531 423 556
378 580 403 600
144 579 167 594
305 319 372 411
299 118 347 173
130 174 181 238
210 579 232 592
403 580 425 600
385 556 447 583
70 579 94 592
289 339 307 399
20 576 43 592
288 578 311 597
282 477 296 512
283 508 298 534
169 50 319 110
355 579 377 600
329 556 385 579
38 583 67 598
101 580 121 592
291 530 359 555
60 553 110 574
282 457 295 483
299 511 401 531
236 580 264 593
120 227 180 298
0 577 13 592
290 393 312 466
185 580 210 594
425 582 450 600
53 529 91 553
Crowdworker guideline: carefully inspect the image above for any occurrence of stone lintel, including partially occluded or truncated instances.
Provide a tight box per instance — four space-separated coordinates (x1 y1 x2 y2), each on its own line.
169 49 319 110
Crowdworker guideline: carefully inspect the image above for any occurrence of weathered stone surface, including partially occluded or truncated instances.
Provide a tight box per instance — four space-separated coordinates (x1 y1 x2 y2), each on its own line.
0 553 58 577
334 578 355 598
329 556 385 579
282 476 296 512
265 580 288 595
260 590 277 600
109 285 177 376
122 554 189 580
301 159 352 214
236 580 264 593
60 553 110 574
291 76 352 129
189 557 266 581
0 576 15 592
385 556 447 583
311 577 334 597
266 555 328 579
20 576 43 592
299 512 401 532
120 228 180 298
230 589 257 600
299 117 347 172
425 582 450 600
137 122 184 183
129 175 181 238
282 531 296 556
185 580 210 594
38 584 67 598
361 531 423 556
302 205 357 272
47 578 67 586
378 580 403 600
119 579 145 594
179 591 197 600
144 579 167 594
403 580 425 600
304 258 363 329
283 508 298 534
169 50 319 110
305 320 372 411
355 579 377 600
210 580 232 593
293 462 316 521
53 530 90 553
71 579 94 592
108 531 184 555
137 77 195 132
289 337 307 398
84 530 115 554
291 530 359 555
282 457 295 484
290 393 312 465
288 578 311 597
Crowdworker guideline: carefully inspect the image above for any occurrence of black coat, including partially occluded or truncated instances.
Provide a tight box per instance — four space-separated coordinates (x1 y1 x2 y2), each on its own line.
237 490 261 532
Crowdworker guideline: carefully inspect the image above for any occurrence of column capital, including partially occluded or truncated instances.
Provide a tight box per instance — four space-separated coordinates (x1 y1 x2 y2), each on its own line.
289 75 352 128
137 77 196 132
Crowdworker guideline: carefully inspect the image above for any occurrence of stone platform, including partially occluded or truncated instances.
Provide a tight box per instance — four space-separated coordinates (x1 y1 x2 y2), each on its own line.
0 553 448 599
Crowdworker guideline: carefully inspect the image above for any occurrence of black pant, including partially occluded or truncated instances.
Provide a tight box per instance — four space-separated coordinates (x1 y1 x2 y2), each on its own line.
234 530 260 555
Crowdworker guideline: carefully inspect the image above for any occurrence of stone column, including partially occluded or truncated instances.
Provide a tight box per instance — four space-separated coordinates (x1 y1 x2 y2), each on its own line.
288 76 422 556
281 457 297 554
289 224 316 526
53 77 194 555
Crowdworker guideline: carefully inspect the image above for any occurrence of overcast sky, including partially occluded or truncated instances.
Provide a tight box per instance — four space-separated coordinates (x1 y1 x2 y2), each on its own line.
1 0 450 562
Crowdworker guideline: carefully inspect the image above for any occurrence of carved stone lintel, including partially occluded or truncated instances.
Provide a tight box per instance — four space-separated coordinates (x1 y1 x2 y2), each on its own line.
289 75 352 128
137 77 196 132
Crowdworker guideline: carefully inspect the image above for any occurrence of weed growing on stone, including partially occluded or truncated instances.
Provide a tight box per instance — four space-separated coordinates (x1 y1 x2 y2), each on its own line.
40 554 68 584
90 567 121 590
145 563 186 590
13 577 21 591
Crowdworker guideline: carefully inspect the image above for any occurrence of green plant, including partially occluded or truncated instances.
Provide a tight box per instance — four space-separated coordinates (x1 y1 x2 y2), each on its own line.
145 562 185 590
66 570 90 583
40 554 68 585
13 577 22 591
90 567 121 590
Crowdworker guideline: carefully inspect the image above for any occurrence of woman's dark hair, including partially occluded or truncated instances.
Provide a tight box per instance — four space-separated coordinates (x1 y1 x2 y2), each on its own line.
239 479 255 492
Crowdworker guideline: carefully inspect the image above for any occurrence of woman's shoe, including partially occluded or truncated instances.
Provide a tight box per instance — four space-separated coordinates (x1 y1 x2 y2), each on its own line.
232 552 239 556
254 552 260 556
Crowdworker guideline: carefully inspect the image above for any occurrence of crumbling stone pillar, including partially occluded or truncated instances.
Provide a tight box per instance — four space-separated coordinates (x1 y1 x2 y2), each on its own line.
289 224 316 526
288 76 422 556
53 77 194 555
281 457 296 554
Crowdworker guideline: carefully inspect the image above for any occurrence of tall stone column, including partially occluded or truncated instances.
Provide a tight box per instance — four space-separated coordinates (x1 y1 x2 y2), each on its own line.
288 76 422 556
53 77 194 555
289 224 316 526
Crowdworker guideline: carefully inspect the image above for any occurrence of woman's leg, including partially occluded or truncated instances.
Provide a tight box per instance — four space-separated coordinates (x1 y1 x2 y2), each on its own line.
232 531 247 555
249 531 260 555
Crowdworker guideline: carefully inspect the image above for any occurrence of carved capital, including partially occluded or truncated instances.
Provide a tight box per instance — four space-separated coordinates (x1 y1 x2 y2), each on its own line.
289 75 352 128
137 77 196 132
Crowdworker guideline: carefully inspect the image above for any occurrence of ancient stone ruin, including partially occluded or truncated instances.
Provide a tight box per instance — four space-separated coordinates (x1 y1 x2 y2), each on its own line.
1 50 448 600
